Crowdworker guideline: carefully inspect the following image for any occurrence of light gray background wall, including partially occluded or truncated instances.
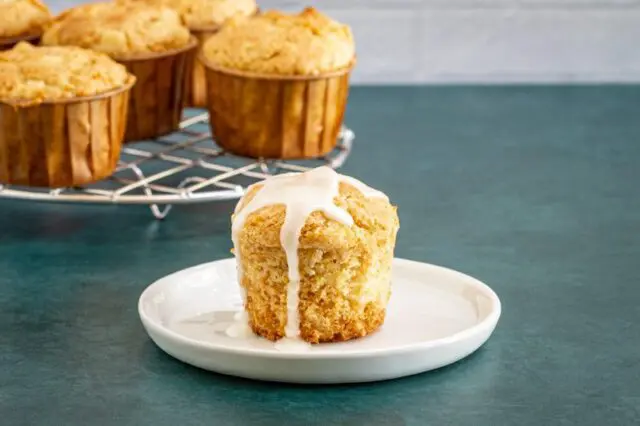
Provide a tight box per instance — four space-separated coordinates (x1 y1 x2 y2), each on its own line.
48 0 640 84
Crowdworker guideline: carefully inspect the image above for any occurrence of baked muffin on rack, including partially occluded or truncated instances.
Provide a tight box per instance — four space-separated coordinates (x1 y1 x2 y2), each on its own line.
42 1 197 142
135 0 256 29
0 42 135 187
200 7 355 159
130 0 258 106
0 0 51 49
231 166 399 344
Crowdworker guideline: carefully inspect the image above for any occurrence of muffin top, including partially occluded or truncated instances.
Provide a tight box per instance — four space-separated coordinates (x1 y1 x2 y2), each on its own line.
41 2 191 57
134 0 257 29
0 0 51 39
0 42 132 105
234 168 398 252
202 7 355 75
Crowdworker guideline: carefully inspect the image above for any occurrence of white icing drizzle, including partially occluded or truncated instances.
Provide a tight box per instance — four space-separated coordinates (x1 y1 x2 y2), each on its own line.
339 175 389 201
229 166 387 349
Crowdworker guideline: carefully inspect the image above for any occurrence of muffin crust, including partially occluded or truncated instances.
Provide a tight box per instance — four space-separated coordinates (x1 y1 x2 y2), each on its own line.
135 0 256 29
202 7 354 75
42 2 191 57
0 42 131 104
0 0 51 38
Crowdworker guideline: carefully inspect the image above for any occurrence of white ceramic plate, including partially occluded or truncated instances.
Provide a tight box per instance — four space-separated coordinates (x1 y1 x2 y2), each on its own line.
139 258 501 384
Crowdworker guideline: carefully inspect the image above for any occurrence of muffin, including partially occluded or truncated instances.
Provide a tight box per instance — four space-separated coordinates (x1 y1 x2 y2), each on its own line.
231 166 399 344
136 0 256 28
0 0 51 50
133 0 258 106
0 42 135 187
200 7 355 159
42 2 198 142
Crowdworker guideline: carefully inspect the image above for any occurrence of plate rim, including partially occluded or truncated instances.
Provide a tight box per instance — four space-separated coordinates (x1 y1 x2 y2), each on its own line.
138 257 501 360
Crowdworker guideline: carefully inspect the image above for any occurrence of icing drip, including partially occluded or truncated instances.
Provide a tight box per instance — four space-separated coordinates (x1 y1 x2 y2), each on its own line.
225 311 251 338
229 166 387 349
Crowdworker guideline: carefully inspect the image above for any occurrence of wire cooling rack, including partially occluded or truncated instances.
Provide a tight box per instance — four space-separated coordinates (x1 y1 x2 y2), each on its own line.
0 112 354 219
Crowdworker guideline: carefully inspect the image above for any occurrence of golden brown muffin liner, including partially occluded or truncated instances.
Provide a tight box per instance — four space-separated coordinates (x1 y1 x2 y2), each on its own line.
115 37 198 142
187 10 260 108
187 27 219 108
0 32 40 51
0 77 135 188
200 55 354 159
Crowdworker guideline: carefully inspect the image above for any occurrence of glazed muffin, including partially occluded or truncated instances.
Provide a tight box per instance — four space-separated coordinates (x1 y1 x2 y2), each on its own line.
0 42 135 187
0 0 51 49
132 0 257 107
232 166 399 344
42 2 197 141
200 7 355 159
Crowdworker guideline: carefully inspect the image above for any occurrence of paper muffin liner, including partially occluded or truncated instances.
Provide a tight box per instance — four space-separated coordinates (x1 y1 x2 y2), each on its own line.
187 10 260 108
201 57 354 159
186 27 219 108
116 37 198 142
0 77 134 188
0 32 41 51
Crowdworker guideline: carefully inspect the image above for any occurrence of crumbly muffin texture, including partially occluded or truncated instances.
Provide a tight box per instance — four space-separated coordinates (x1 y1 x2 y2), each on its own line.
0 0 51 38
0 42 130 104
134 0 256 29
235 182 399 343
202 7 355 75
42 2 191 57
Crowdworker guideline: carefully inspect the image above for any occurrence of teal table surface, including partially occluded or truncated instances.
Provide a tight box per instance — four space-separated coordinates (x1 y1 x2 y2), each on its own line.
1 86 639 425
